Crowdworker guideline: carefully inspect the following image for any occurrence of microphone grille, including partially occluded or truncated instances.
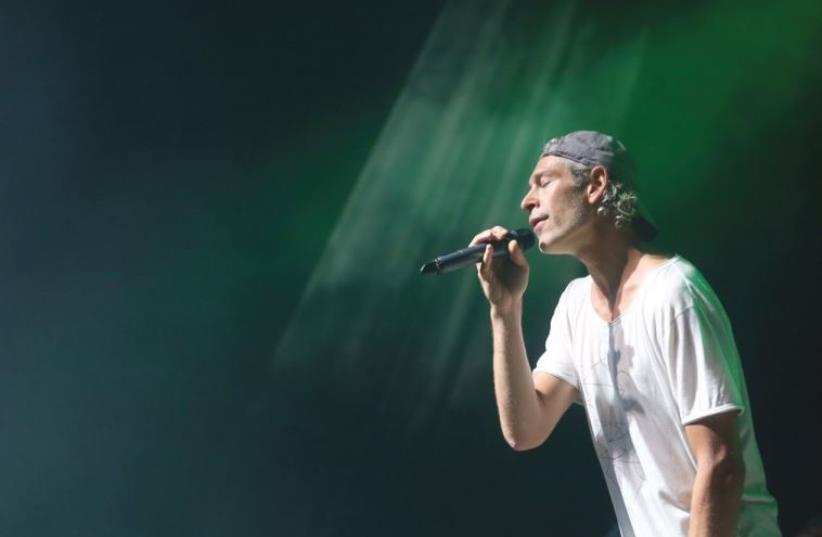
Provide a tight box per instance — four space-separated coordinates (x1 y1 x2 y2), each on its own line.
512 228 536 250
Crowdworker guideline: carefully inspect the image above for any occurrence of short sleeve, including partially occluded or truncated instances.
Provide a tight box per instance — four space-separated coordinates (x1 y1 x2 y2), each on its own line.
534 287 579 390
665 296 746 425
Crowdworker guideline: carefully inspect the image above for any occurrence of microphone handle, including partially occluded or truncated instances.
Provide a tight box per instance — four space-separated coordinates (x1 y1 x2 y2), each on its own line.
433 240 512 274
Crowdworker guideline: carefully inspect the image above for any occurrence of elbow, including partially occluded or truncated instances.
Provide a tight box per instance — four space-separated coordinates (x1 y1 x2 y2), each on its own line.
502 429 546 452
507 438 535 452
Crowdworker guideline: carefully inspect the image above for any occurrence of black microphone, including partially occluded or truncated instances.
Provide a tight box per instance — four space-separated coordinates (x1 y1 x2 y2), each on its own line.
419 228 535 275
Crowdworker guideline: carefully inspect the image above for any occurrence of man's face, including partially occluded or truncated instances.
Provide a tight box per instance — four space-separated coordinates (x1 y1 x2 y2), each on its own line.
520 155 592 254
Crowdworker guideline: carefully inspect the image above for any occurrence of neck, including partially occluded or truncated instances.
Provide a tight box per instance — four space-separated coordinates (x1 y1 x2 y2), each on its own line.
575 226 643 304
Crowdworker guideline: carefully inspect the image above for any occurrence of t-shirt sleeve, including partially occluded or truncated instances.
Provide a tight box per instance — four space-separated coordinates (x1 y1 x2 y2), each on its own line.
533 287 579 390
664 296 746 425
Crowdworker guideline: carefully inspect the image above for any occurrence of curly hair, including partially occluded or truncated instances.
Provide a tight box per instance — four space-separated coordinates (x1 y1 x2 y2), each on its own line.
566 160 639 231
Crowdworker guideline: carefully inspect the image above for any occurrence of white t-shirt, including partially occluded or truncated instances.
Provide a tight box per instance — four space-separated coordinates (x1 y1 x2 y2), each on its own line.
534 256 780 536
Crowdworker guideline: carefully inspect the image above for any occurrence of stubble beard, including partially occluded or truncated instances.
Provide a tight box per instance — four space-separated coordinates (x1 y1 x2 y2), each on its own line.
537 205 590 255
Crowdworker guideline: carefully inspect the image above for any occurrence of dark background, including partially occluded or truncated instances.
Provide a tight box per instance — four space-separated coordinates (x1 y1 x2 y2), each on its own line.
1 1 820 536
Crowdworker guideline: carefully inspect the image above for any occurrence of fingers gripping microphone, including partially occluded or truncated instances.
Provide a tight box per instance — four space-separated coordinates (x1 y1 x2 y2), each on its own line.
419 228 535 275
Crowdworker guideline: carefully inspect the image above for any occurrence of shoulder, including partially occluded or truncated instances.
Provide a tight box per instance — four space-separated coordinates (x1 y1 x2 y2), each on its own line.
642 256 719 317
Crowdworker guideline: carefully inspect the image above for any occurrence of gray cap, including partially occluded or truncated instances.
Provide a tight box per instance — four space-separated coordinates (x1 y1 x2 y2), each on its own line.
541 130 657 241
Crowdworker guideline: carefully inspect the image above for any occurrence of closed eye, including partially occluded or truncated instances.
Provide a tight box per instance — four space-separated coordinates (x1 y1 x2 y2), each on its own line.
528 170 558 189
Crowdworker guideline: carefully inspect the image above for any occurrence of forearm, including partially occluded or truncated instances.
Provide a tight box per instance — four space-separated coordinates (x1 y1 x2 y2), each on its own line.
688 460 744 537
490 302 544 450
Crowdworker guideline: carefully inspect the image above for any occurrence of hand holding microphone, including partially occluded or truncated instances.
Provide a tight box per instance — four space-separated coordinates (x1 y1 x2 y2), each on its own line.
420 226 534 313
472 226 532 312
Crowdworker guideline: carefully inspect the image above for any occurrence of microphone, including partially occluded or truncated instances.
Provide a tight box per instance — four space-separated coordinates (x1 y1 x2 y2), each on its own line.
419 228 535 275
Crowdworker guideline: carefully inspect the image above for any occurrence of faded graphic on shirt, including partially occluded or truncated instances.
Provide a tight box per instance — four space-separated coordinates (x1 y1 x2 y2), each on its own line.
581 322 647 486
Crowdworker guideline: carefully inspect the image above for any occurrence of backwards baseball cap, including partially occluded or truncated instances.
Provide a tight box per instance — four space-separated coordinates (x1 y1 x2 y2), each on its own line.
541 130 658 241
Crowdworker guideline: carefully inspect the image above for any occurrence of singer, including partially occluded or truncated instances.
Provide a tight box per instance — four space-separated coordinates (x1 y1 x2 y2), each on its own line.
471 131 780 536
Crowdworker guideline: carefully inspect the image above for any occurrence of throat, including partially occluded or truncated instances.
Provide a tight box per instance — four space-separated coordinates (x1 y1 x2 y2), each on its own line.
585 249 650 323
590 281 639 323
587 252 675 323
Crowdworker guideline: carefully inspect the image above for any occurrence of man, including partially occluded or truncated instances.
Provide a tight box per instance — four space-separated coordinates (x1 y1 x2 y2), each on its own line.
470 131 780 536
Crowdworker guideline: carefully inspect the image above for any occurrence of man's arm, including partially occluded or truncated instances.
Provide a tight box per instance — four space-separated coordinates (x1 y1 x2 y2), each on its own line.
491 304 578 450
472 226 578 451
685 411 746 537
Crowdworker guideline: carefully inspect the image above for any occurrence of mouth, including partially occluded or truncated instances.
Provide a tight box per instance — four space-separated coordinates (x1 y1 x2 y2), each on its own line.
529 215 548 229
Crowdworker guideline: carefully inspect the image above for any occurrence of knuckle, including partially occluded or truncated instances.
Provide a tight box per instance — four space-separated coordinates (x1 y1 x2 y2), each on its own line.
470 230 492 245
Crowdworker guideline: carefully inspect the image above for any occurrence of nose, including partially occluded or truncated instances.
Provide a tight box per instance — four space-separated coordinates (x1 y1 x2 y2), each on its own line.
521 188 537 213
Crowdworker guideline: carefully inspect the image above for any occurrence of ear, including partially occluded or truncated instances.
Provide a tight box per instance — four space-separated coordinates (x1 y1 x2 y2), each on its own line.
585 165 609 205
